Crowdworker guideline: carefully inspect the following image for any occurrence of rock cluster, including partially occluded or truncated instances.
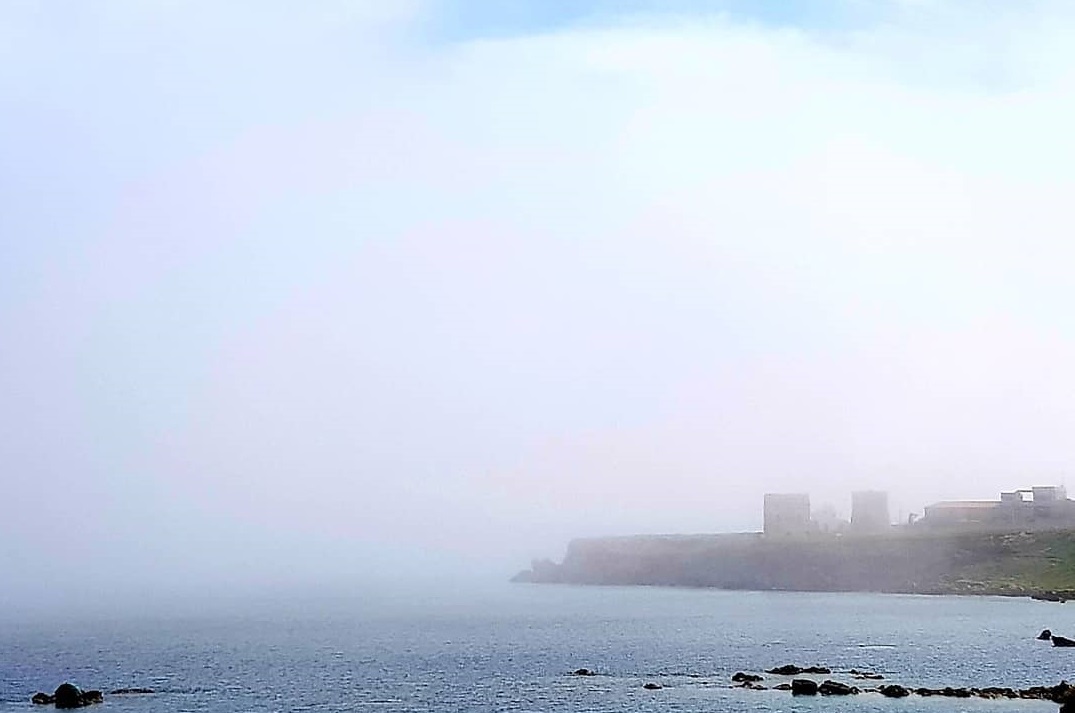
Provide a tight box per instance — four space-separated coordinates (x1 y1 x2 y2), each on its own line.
907 683 1075 700
1033 628 1075 646
790 679 858 696
818 680 858 695
731 672 762 683
731 674 767 690
733 666 1075 705
765 664 831 675
31 684 103 708
1031 591 1067 603
31 683 153 707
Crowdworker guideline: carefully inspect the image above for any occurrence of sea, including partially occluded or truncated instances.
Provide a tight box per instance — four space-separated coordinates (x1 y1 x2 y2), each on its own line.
2 583 1074 712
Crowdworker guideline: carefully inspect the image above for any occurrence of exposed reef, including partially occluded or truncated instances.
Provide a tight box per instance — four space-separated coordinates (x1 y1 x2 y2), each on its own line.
568 663 1075 708
31 684 154 707
32 684 103 708
731 666 1075 704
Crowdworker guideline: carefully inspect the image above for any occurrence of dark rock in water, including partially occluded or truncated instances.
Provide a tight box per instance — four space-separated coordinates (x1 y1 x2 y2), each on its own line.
1016 682 1075 701
1040 629 1054 640
767 665 798 675
767 665 796 675
731 672 763 683
572 668 596 677
54 684 86 709
736 669 1075 704
1060 688 1075 713
1054 636 1075 647
791 679 818 696
31 693 54 705
52 683 103 708
849 668 883 679
818 680 858 696
109 688 154 694
1048 681 1075 702
1032 591 1065 603
642 682 663 690
767 664 830 675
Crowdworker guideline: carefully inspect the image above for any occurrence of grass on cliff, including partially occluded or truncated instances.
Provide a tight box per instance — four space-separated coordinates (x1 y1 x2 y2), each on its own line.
943 530 1075 593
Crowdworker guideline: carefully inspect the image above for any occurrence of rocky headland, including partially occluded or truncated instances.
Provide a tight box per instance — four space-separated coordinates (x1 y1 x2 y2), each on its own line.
515 529 1075 597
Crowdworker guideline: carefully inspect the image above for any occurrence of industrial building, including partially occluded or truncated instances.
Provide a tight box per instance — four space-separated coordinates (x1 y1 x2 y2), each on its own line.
763 493 812 537
919 486 1075 530
761 484 1075 537
850 490 891 533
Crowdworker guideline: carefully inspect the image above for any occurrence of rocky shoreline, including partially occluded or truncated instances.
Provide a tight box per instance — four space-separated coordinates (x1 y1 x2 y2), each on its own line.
571 660 1075 710
726 663 1075 704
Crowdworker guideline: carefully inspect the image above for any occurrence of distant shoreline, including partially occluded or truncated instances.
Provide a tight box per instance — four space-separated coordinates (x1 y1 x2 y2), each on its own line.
515 529 1075 601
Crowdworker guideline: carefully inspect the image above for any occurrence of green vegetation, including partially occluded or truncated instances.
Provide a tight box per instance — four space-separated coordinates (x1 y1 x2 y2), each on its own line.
938 530 1075 596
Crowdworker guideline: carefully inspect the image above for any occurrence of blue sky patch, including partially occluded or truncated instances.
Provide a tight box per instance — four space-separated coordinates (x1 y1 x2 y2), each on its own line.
425 0 882 42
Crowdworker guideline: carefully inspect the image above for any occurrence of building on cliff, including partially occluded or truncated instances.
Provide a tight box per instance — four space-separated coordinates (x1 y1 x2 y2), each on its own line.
850 490 891 533
921 501 999 527
763 493 812 536
811 503 847 534
920 485 1075 530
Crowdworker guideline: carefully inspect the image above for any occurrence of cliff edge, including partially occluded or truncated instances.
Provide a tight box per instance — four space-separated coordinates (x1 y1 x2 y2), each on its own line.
514 529 1075 597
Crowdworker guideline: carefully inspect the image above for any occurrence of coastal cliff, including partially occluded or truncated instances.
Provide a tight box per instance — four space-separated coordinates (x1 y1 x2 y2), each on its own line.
515 529 1075 597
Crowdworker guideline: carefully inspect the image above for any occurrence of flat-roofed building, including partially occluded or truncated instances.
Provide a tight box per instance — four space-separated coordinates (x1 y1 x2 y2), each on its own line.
1032 486 1067 505
1000 491 1025 505
850 491 890 533
922 485 1075 530
922 501 1000 526
764 493 812 537
811 503 847 534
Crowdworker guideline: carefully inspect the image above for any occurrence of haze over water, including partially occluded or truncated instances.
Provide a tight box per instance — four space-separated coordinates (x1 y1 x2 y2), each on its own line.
5 0 1075 621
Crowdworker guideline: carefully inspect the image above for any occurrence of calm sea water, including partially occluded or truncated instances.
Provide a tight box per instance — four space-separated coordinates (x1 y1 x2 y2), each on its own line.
2 584 1073 712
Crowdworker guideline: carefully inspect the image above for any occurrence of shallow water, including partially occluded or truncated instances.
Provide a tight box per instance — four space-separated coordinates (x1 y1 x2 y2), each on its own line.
2 585 1073 712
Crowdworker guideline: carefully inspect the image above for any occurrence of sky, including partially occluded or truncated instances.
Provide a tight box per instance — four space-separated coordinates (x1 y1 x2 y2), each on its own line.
4 0 1075 615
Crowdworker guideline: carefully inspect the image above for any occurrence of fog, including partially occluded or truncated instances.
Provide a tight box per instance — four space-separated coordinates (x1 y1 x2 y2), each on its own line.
4 0 1075 616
